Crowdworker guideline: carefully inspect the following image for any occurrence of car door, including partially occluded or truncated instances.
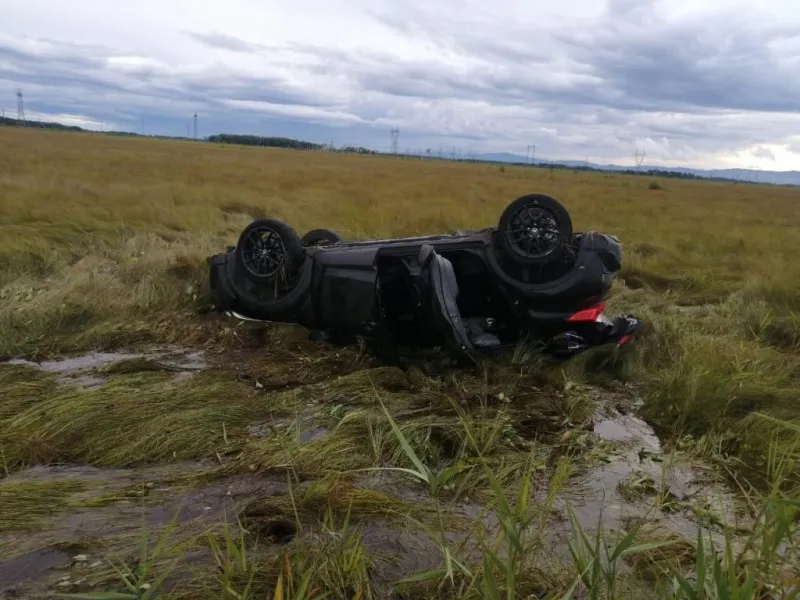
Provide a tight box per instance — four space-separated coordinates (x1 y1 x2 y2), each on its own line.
424 248 481 365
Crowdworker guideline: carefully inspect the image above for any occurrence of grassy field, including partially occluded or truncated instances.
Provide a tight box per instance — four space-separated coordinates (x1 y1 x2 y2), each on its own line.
1 126 799 599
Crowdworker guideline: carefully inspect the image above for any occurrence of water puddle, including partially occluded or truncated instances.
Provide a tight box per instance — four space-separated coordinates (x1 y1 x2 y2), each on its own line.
359 520 451 594
0 549 72 588
2 346 209 389
544 407 749 557
3 465 279 543
593 412 661 448
7 352 142 373
0 461 287 598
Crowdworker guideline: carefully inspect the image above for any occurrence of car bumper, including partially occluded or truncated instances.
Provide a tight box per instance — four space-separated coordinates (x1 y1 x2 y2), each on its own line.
547 313 642 357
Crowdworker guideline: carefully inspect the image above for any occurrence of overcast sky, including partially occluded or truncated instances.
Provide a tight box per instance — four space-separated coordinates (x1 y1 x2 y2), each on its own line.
2 0 799 170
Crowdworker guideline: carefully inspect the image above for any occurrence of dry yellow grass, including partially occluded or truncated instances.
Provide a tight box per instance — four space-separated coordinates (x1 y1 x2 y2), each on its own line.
1 125 799 598
1 125 799 483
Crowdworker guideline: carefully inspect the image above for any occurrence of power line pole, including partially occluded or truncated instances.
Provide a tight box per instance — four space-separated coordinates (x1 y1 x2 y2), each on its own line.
390 127 399 155
16 89 25 123
634 149 646 170
193 112 198 140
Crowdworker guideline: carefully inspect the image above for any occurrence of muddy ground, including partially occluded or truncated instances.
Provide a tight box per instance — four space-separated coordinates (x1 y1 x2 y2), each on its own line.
0 327 753 599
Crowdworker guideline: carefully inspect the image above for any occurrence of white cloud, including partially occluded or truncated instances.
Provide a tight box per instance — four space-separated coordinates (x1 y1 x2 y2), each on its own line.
1 0 799 170
222 100 366 125
24 110 112 131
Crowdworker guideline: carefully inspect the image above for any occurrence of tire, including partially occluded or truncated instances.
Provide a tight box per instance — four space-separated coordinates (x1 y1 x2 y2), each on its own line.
497 194 573 266
227 253 314 319
234 218 305 283
301 228 343 247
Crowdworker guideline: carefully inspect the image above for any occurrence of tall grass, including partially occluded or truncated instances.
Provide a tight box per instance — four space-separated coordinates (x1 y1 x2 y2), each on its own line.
2 125 799 477
1 126 799 597
56 405 796 600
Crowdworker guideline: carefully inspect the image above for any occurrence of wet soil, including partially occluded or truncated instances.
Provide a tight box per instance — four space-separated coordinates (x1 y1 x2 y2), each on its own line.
0 550 72 592
542 405 749 565
3 346 208 389
0 461 286 598
0 344 752 598
247 416 330 443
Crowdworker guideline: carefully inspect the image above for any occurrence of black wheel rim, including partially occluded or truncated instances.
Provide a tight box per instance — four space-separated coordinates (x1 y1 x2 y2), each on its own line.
240 226 288 277
505 204 563 259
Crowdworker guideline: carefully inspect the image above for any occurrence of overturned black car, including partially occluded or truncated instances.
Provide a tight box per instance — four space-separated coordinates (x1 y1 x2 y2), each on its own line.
207 193 641 364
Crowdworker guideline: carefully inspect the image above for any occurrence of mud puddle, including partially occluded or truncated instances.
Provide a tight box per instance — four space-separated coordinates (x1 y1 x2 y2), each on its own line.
541 406 749 560
353 404 751 583
2 346 209 389
359 520 456 595
0 462 286 598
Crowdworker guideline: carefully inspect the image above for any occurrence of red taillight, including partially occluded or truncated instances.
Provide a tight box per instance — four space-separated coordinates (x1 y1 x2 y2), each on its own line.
617 334 632 346
568 302 606 323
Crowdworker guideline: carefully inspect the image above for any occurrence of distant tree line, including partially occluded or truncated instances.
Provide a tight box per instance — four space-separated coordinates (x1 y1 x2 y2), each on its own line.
206 134 322 150
539 163 740 183
0 117 84 132
336 145 376 155
537 162 708 180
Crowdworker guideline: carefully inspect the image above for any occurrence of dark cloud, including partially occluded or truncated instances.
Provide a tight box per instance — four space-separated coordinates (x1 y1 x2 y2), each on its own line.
0 38 343 124
559 20 800 114
2 1 799 166
258 39 789 158
369 2 800 115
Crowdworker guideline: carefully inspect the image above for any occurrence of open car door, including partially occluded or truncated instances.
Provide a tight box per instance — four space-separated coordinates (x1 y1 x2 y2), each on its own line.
417 245 482 365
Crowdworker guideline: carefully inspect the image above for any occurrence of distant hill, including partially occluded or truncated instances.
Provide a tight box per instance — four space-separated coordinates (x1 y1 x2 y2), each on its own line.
469 152 800 186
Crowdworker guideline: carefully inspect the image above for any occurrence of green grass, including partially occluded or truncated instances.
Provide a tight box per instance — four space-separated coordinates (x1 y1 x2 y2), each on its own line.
1 126 799 598
0 480 88 531
0 368 262 471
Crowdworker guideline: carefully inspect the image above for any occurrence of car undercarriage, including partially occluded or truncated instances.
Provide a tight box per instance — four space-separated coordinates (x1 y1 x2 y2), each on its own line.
207 193 641 364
